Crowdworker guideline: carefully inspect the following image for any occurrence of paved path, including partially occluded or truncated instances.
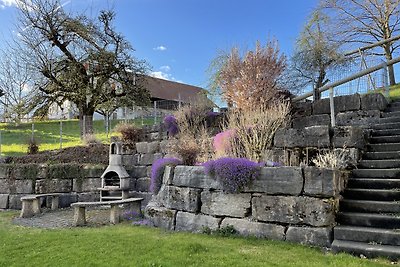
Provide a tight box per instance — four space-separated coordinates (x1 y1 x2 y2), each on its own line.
12 207 117 229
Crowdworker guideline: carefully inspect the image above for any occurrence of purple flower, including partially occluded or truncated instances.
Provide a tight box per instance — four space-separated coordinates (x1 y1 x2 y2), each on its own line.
163 115 179 137
150 158 182 194
203 157 261 193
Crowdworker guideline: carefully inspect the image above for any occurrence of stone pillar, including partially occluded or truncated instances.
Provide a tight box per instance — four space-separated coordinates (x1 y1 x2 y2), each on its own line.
110 204 120 224
73 206 86 226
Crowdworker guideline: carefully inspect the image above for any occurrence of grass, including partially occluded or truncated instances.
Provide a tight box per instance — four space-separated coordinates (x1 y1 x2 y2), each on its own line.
369 83 400 100
0 118 158 157
0 211 393 267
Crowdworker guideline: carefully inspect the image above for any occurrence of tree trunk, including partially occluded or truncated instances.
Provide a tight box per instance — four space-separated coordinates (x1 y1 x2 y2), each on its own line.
79 108 95 138
383 44 396 86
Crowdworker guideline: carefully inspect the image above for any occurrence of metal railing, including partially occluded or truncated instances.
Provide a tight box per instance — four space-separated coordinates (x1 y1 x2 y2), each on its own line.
293 36 400 127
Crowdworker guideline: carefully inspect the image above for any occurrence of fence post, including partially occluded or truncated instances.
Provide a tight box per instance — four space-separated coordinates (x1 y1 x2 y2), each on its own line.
329 87 336 127
60 119 63 150
154 101 157 125
382 61 390 99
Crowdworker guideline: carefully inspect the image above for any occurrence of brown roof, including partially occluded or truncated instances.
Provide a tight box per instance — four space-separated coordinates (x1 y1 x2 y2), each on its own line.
144 76 206 103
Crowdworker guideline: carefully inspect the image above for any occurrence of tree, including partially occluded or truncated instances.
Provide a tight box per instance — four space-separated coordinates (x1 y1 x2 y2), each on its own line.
290 11 345 100
320 0 400 85
214 40 287 109
14 0 150 136
0 46 36 123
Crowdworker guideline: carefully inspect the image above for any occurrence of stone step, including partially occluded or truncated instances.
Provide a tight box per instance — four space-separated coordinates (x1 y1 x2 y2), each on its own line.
358 159 400 169
348 178 400 189
367 143 400 152
369 135 400 144
382 110 400 118
340 199 400 213
343 188 400 201
331 240 400 260
334 225 400 246
352 168 400 178
337 212 400 229
377 116 400 124
386 104 400 112
388 101 400 108
370 122 400 130
372 128 400 136
363 151 400 160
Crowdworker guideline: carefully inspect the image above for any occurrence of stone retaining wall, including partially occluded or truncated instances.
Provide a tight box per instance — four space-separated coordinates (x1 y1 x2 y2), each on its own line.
146 165 347 248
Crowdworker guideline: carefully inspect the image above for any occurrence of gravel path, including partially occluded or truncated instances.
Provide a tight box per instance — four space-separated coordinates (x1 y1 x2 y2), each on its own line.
12 207 120 229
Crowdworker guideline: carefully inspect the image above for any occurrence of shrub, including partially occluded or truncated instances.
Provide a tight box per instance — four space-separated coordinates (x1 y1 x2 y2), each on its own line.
82 134 101 146
221 102 290 162
27 137 40 155
114 123 143 148
172 136 200 166
312 149 349 169
203 157 262 193
163 115 179 137
150 158 182 194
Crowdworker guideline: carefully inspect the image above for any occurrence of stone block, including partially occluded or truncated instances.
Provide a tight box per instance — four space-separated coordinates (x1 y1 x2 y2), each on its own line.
313 94 361 115
292 114 330 128
73 178 101 192
175 211 220 232
148 132 160 141
162 166 175 185
292 101 313 117
286 226 333 247
59 193 78 208
0 194 9 209
122 155 139 166
147 141 161 153
304 167 346 197
261 149 286 164
0 179 33 194
145 205 177 230
361 93 388 111
173 166 223 190
274 126 330 148
47 164 84 179
131 191 153 209
146 166 152 177
136 178 151 192
136 142 148 154
35 179 72 194
8 194 22 209
158 186 201 212
201 191 251 217
160 140 171 154
139 153 163 165
332 126 366 149
0 165 9 179
83 165 105 178
252 195 336 227
77 192 99 202
221 218 285 240
128 166 148 178
245 167 303 195
10 164 43 180
336 110 380 127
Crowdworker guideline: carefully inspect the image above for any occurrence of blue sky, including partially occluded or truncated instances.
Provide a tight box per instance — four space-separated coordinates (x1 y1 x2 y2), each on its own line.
0 0 318 89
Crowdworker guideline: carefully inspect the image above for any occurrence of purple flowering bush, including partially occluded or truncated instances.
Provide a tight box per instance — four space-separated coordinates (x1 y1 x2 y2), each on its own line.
163 115 179 137
150 158 182 194
203 157 262 193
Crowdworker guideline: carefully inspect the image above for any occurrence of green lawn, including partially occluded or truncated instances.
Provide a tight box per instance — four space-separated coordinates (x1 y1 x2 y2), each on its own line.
0 211 392 267
0 118 157 156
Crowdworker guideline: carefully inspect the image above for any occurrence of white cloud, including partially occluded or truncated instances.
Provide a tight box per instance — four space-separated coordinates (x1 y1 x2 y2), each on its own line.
150 71 172 80
153 45 167 51
159 65 171 72
0 0 18 8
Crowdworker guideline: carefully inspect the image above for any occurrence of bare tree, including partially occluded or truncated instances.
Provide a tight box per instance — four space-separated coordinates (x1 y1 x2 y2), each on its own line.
14 0 150 136
320 0 400 85
214 40 287 109
290 11 346 100
0 46 36 123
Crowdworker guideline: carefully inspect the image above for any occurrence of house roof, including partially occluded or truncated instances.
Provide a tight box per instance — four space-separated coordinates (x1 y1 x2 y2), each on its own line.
144 76 207 103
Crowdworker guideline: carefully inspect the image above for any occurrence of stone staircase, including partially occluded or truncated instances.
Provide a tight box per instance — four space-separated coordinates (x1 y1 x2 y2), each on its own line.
332 101 400 260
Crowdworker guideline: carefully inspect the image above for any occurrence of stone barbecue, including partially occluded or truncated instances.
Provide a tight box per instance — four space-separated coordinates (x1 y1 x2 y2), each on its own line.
99 142 130 201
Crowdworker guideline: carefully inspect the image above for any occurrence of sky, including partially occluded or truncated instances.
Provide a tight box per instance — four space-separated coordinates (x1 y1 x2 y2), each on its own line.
0 0 318 90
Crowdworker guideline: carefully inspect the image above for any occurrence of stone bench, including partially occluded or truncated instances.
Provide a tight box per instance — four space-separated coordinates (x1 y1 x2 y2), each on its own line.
70 198 143 226
20 193 62 218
